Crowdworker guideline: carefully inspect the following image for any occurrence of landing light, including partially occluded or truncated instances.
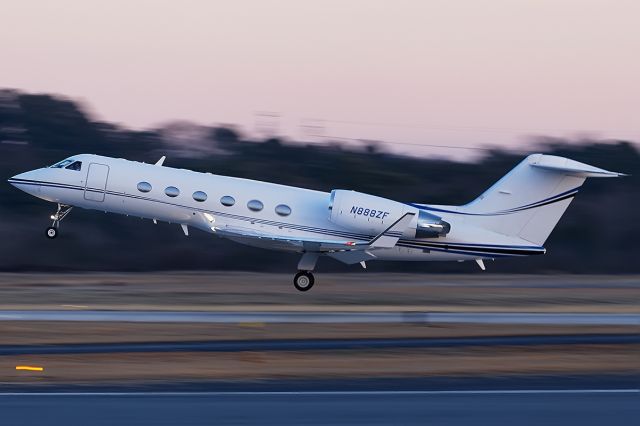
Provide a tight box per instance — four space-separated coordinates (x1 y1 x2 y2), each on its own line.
50 215 56 220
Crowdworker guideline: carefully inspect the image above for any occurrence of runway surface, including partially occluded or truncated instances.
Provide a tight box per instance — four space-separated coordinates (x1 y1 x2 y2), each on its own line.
0 390 637 426
1 333 638 355
1 310 638 325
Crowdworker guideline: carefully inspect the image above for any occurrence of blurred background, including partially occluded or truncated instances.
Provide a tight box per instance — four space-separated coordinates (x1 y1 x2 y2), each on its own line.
1 1 639 274
0 88 638 273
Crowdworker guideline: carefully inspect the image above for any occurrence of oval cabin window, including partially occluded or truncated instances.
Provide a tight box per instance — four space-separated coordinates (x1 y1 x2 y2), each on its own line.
137 182 152 193
247 199 264 212
275 204 291 216
165 186 180 197
192 191 207 202
220 196 235 207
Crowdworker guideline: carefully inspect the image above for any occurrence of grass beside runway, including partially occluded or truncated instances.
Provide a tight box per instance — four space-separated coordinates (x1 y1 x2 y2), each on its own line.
0 273 637 388
0 272 637 312
1 321 637 345
1 344 638 386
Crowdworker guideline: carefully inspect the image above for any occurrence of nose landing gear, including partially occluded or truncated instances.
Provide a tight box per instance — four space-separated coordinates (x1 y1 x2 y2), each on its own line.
46 204 73 239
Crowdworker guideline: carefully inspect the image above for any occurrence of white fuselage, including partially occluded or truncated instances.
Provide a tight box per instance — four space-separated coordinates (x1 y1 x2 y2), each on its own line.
9 154 546 263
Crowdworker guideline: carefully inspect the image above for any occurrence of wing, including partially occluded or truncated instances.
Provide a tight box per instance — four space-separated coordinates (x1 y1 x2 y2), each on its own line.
214 226 366 252
213 212 416 253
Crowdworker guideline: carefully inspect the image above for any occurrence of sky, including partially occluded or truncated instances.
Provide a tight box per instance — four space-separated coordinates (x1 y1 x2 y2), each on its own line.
1 0 639 156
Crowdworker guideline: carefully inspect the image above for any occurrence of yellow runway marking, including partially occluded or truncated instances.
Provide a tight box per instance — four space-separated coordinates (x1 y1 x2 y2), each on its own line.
15 366 44 372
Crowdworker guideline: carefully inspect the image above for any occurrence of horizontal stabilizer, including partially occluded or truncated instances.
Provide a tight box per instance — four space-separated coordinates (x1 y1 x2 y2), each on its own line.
529 154 625 178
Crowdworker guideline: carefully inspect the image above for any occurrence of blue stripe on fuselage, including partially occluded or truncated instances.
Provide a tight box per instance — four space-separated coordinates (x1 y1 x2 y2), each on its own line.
10 178 545 257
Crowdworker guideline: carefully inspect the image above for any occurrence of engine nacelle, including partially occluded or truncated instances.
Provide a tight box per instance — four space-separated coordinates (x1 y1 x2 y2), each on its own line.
328 190 450 238
415 210 451 238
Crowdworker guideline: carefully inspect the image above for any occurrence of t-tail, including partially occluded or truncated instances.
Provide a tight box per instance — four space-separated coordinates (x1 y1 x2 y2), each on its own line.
421 154 625 245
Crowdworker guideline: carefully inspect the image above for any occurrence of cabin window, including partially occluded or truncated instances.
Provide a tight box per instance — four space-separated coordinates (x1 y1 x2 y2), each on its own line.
220 196 235 207
64 161 82 171
137 182 152 193
165 186 180 197
192 191 207 202
275 204 291 216
247 199 264 212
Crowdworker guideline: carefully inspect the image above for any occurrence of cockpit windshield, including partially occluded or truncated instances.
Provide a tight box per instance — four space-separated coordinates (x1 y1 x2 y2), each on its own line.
65 161 82 171
50 159 82 171
50 159 74 168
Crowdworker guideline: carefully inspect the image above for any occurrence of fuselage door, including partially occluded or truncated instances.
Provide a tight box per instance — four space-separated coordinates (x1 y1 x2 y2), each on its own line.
84 163 109 202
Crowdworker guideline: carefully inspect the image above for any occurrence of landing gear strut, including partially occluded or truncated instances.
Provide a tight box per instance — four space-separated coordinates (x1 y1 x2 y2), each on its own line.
293 271 315 292
46 203 72 239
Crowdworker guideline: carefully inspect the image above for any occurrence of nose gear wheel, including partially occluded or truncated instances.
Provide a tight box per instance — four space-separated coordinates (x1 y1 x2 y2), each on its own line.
46 204 73 239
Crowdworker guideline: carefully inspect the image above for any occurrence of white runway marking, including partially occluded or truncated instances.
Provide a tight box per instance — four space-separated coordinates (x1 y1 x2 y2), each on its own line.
0 310 638 325
0 389 637 396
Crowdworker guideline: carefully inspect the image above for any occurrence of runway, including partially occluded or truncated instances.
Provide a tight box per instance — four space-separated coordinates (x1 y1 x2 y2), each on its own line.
0 390 637 426
0 310 638 325
1 333 638 355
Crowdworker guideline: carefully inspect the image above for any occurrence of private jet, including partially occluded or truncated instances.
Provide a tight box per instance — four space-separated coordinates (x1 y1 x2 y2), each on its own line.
8 153 623 291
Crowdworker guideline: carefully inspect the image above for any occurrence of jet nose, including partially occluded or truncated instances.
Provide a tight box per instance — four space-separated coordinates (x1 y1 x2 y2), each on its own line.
8 171 32 187
7 170 40 195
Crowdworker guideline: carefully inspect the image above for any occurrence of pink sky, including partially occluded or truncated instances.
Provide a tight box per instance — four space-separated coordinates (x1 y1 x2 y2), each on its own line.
1 0 639 156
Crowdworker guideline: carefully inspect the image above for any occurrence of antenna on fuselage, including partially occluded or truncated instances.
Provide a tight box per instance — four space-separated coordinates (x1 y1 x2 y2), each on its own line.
155 156 166 166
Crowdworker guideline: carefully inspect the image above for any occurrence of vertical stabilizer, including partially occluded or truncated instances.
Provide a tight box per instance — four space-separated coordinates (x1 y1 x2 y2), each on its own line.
436 154 623 245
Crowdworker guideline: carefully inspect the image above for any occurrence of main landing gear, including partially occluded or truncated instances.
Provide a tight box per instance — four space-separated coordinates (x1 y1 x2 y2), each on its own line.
46 203 73 239
293 252 319 292
293 271 315 292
